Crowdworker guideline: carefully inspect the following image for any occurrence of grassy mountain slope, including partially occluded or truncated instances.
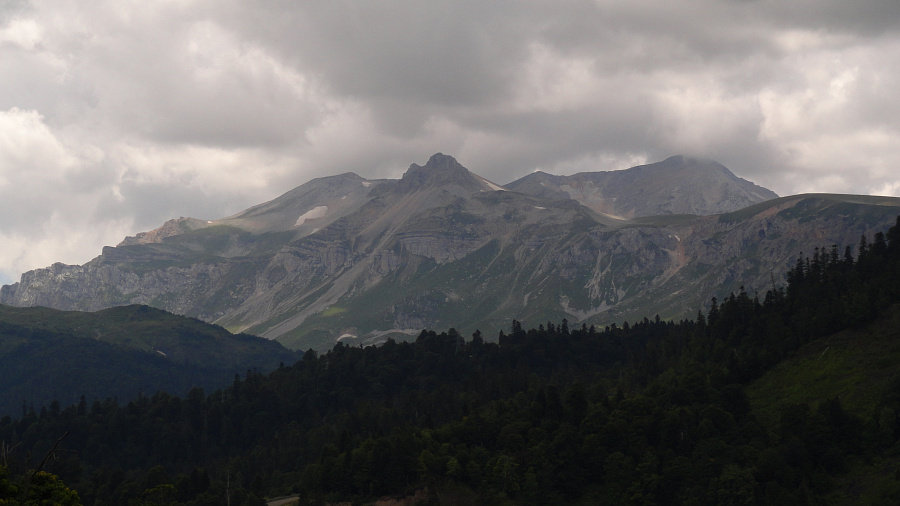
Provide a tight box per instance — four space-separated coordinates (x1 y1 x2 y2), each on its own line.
747 304 900 504
0 304 299 417
748 304 900 423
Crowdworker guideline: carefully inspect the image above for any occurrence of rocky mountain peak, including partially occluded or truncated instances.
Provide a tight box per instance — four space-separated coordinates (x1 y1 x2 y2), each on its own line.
507 155 778 218
118 217 208 246
399 153 483 192
424 152 463 170
653 155 737 178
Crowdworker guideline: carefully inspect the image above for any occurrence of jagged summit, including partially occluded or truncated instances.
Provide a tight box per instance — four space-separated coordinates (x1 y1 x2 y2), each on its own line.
399 153 489 192
424 152 463 170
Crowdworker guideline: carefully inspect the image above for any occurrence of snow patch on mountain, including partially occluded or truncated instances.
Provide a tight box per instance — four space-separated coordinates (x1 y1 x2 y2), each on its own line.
295 206 328 227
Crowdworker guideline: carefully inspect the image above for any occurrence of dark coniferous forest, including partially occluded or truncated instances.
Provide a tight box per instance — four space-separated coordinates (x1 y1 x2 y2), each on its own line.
3 216 900 505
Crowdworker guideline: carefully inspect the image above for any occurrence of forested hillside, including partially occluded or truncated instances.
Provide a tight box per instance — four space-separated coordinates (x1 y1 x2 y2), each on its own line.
0 304 300 417
2 217 900 505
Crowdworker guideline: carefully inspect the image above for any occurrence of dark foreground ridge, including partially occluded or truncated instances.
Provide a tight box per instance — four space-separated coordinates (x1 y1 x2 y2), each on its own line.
0 303 300 417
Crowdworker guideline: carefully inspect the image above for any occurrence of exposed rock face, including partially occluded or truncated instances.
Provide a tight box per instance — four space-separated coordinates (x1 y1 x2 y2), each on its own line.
399 153 486 191
3 154 897 352
119 217 209 246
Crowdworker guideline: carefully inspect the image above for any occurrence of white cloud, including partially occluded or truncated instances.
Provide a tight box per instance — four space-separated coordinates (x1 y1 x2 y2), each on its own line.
2 0 900 284
513 43 607 113
0 17 42 50
0 107 126 283
0 214 134 286
0 107 72 181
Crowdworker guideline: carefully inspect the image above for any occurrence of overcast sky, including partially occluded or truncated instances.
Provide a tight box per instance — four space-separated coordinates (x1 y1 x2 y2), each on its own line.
1 0 900 284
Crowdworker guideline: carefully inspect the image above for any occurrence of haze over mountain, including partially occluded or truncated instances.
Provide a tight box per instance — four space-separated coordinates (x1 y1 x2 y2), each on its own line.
2 154 898 352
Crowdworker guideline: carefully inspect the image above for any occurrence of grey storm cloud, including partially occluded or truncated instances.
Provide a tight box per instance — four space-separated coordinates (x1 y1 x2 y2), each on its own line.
1 0 900 284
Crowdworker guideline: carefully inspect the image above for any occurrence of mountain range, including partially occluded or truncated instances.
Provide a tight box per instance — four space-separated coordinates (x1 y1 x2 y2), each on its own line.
2 153 898 352
506 154 776 218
